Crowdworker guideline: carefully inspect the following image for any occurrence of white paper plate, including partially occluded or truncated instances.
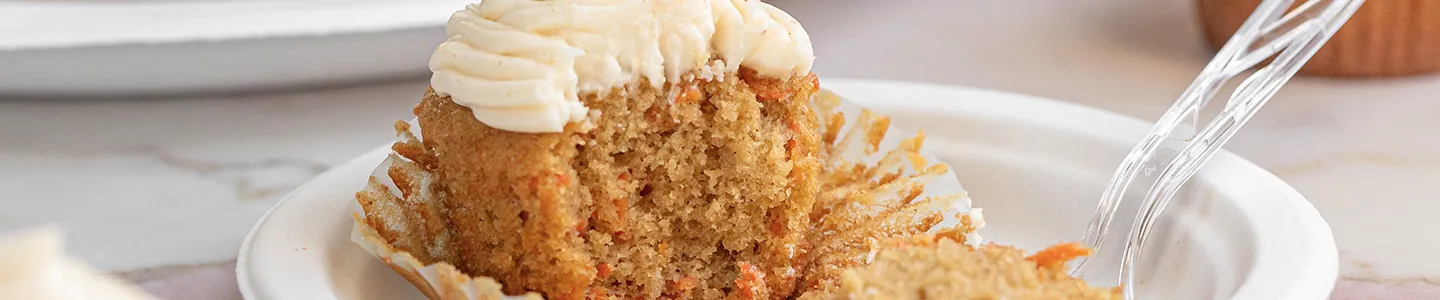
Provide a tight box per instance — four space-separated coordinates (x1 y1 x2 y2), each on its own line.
0 1 473 97
236 79 1338 300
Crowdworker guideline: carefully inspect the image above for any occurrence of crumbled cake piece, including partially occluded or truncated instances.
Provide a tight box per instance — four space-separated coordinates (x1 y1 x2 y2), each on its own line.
799 232 1121 300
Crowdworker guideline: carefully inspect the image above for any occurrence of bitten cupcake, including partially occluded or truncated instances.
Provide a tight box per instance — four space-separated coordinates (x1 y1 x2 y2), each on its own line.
350 1 980 299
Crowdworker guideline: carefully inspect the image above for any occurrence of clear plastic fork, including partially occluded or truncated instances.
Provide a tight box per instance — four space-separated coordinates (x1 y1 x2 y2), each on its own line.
1070 0 1364 298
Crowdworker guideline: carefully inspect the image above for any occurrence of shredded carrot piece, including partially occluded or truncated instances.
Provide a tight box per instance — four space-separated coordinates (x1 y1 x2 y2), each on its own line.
1025 242 1091 270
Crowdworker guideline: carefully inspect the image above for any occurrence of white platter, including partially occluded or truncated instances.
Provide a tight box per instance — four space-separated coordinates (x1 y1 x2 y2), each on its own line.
0 1 473 97
236 79 1338 300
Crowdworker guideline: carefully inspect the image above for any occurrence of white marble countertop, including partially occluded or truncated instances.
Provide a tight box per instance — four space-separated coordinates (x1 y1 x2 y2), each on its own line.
2 0 1438 299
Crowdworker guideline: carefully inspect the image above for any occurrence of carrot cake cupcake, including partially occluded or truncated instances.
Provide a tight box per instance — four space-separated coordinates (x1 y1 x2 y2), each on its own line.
352 0 978 299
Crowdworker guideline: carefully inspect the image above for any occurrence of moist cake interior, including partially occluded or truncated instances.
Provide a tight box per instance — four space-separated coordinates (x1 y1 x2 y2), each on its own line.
379 68 822 299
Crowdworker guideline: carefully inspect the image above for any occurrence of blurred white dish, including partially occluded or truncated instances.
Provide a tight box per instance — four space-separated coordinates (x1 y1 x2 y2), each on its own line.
236 79 1337 299
0 1 473 97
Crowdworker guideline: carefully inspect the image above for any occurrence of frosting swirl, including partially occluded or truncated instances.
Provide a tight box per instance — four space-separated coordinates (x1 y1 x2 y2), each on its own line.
429 0 815 133
0 227 156 300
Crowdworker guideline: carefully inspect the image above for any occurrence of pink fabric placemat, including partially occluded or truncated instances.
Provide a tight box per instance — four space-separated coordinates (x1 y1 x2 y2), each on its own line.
1331 279 1440 300
124 261 1439 299
124 262 241 300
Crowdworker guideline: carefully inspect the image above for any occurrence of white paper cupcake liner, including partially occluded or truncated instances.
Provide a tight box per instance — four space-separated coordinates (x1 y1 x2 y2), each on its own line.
351 88 983 299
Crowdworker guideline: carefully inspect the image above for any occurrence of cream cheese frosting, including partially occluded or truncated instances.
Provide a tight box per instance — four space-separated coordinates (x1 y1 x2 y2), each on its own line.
0 227 156 300
428 0 815 133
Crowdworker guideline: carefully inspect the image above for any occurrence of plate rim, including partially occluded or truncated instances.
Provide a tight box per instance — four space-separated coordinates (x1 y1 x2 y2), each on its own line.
236 78 1336 300
234 147 374 300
